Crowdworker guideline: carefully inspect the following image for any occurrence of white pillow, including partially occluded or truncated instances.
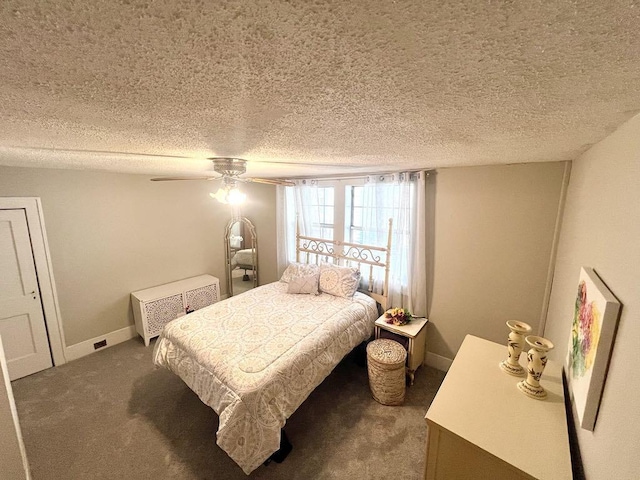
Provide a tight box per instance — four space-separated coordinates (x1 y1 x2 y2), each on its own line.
280 262 320 283
287 274 319 295
319 263 361 298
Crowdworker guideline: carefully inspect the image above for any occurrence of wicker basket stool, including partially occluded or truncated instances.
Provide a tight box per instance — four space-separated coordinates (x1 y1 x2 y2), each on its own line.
366 339 407 406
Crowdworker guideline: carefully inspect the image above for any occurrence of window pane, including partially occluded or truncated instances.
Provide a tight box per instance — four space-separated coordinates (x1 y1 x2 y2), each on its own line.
325 206 334 225
324 187 334 206
345 186 353 211
321 227 333 240
353 186 363 206
350 228 362 244
352 207 362 228
308 187 335 241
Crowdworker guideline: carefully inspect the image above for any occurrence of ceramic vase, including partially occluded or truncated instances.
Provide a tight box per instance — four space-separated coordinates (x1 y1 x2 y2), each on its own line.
517 336 554 400
499 320 532 377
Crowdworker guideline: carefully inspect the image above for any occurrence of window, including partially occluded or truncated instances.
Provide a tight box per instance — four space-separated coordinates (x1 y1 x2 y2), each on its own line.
290 178 414 247
345 182 414 246
309 186 334 240
283 172 425 313
345 185 364 244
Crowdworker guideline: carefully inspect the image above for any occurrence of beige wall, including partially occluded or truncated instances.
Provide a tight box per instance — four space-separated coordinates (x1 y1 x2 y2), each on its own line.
544 115 640 478
244 186 279 285
0 167 277 347
427 162 567 359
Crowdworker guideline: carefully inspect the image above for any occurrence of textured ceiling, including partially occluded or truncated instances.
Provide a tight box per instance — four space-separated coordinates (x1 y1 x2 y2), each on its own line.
0 0 639 178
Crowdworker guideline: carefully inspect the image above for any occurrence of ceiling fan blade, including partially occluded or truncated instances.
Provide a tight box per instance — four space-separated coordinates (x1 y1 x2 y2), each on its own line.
152 159 295 185
8 146 198 160
245 177 295 186
206 156 373 169
6 147 370 168
150 176 218 181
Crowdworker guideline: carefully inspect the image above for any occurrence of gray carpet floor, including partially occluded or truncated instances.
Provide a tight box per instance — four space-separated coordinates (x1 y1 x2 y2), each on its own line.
231 269 255 295
12 338 445 480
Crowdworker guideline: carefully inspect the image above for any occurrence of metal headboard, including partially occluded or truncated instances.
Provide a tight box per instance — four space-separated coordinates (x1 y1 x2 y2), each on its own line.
296 218 393 311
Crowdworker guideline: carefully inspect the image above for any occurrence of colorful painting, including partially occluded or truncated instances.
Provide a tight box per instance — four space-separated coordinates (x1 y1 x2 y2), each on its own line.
566 267 621 431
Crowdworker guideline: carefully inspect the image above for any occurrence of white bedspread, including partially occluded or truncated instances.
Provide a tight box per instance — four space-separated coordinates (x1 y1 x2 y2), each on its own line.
153 281 377 474
231 248 255 268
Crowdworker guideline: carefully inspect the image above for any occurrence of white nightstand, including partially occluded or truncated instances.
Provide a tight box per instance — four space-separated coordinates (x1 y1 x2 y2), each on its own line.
374 316 428 385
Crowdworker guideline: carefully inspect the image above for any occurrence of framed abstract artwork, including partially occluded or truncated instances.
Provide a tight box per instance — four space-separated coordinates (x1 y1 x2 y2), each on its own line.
566 267 621 431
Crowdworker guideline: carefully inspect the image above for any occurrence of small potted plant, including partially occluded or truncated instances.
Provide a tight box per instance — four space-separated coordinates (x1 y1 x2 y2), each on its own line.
383 307 412 326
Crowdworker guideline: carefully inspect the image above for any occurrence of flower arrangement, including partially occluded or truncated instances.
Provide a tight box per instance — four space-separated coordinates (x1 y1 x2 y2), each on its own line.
383 307 412 326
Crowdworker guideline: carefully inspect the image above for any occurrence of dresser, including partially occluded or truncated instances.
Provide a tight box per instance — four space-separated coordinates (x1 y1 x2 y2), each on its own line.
424 335 571 480
131 275 220 346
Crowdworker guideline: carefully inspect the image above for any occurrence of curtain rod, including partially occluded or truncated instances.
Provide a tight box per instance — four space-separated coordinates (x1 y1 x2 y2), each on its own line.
285 169 433 182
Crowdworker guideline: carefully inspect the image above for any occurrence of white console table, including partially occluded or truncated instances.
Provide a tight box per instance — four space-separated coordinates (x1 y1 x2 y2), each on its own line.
131 275 219 346
424 335 571 480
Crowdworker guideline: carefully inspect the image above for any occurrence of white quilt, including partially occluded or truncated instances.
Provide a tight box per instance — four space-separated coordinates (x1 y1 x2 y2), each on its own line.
153 281 377 474
231 248 255 268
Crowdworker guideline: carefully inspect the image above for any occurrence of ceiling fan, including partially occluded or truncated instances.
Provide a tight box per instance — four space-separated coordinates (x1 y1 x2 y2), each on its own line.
150 157 295 186
151 157 295 204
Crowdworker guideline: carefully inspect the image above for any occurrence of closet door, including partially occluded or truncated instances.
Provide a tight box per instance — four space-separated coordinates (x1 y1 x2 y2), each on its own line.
0 209 52 380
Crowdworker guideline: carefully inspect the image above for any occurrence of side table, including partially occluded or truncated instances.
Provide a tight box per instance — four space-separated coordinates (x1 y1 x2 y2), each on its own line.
374 316 428 385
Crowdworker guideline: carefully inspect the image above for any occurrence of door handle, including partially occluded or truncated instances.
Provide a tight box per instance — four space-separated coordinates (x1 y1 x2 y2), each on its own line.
30 290 37 299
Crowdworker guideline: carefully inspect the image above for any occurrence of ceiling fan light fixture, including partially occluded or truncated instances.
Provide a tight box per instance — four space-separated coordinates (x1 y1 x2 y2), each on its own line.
210 186 246 205
210 188 228 203
227 187 246 205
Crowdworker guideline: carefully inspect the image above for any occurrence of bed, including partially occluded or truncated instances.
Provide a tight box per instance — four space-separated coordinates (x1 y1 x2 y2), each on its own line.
231 248 256 281
153 221 392 474
230 248 255 270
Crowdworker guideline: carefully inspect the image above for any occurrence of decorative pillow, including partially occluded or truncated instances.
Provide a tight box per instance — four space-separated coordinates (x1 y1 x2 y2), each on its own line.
280 262 320 283
319 263 361 298
287 274 319 295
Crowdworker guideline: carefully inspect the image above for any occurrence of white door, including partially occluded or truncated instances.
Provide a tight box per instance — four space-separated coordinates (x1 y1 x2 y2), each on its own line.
0 209 52 380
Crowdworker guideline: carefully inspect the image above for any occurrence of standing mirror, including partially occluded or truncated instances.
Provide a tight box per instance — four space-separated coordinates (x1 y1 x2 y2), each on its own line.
224 217 258 296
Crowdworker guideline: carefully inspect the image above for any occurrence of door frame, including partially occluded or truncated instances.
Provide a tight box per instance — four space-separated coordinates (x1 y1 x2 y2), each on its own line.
1 197 67 367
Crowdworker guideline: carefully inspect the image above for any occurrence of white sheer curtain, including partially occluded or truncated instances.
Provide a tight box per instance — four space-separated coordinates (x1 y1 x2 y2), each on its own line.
275 185 292 277
276 173 428 317
360 172 427 316
276 180 325 274
292 180 328 239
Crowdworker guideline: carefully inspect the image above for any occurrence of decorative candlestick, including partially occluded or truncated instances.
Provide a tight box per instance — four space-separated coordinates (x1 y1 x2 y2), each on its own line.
499 320 532 376
517 336 555 400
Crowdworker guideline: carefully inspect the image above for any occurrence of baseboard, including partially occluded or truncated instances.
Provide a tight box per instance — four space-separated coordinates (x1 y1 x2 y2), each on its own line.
425 352 453 372
65 325 137 362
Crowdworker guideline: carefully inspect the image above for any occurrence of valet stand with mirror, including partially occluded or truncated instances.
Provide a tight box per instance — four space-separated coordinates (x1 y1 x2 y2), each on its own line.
224 216 258 297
